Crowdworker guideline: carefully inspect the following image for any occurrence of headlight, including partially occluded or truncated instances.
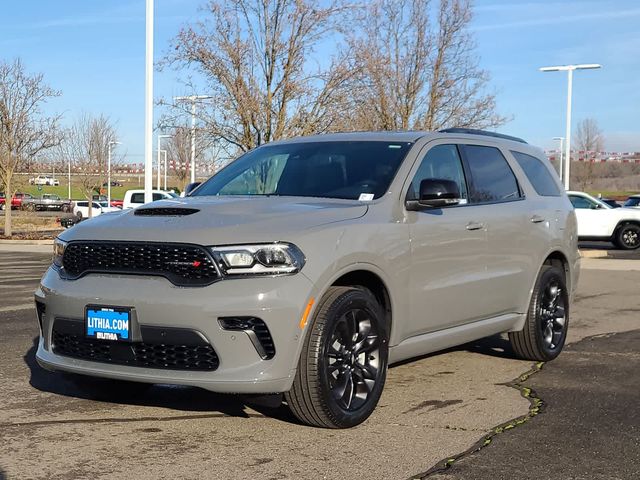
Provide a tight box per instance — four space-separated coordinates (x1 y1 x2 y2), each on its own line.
211 243 305 276
53 238 67 268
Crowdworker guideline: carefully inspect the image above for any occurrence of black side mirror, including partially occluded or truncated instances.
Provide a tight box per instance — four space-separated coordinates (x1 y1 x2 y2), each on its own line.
184 182 201 196
407 178 461 210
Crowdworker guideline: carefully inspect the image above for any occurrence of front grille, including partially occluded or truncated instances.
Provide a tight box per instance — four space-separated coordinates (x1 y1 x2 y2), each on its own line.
52 319 219 371
62 241 219 286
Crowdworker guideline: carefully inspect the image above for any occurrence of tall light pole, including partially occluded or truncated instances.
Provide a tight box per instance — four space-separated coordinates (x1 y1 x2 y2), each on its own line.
144 0 154 204
107 141 121 207
174 95 213 183
540 64 602 190
67 155 72 200
157 134 171 190
161 149 168 190
552 136 564 179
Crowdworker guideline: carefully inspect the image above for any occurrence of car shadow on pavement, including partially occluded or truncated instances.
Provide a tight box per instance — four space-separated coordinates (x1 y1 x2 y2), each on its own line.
461 333 521 360
23 337 298 424
391 333 519 370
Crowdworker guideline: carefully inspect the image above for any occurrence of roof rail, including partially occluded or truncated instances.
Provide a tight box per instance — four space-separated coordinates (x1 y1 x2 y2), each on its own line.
439 128 528 144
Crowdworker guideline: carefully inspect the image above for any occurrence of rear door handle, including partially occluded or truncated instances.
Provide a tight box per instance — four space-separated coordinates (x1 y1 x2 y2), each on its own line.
530 215 545 224
465 221 485 231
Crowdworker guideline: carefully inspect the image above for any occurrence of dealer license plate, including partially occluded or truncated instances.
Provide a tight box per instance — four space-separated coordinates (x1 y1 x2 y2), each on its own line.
85 306 131 341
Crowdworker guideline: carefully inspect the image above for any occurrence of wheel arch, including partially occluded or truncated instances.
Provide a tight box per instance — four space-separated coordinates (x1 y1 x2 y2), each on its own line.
331 269 393 338
512 250 571 333
613 220 640 243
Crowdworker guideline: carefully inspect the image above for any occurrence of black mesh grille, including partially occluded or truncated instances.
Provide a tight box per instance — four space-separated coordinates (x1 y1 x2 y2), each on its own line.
248 318 276 359
52 324 219 371
219 316 275 360
62 241 219 286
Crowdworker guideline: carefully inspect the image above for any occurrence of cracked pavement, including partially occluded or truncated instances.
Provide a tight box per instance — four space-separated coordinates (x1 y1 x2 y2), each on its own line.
0 247 638 480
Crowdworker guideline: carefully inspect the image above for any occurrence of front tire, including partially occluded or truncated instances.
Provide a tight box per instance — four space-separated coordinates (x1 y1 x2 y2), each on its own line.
285 286 388 428
614 223 640 250
509 265 569 361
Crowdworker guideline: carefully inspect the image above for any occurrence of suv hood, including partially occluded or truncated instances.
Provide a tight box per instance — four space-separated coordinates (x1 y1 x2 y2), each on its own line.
60 196 368 245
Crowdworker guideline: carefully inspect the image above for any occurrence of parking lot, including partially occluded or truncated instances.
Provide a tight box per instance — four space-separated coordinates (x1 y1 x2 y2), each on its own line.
0 247 638 480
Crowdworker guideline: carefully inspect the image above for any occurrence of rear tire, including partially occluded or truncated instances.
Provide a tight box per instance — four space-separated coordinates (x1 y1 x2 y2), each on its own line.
614 223 640 250
509 265 569 362
285 286 388 428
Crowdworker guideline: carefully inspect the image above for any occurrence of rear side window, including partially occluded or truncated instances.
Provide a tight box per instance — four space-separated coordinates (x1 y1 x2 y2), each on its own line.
152 193 164 201
461 145 521 203
511 151 561 197
76 201 88 207
131 193 144 204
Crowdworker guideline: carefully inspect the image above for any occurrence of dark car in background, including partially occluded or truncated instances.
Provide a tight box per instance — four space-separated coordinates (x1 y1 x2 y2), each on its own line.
623 195 640 208
600 198 621 208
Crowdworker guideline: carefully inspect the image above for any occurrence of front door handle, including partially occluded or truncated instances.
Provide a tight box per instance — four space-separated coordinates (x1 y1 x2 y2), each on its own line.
531 215 545 224
465 221 485 231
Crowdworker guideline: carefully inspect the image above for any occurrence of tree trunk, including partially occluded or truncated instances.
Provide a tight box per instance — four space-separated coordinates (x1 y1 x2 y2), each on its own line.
4 174 12 237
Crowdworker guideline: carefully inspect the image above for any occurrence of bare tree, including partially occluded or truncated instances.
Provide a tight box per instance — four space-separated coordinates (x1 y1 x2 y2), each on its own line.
345 0 506 131
163 126 212 190
58 114 117 218
163 0 353 152
572 118 604 190
0 59 61 237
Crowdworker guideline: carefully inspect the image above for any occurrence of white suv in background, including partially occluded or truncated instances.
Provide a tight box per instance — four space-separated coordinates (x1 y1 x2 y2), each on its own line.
568 191 640 249
73 201 120 219
122 190 179 209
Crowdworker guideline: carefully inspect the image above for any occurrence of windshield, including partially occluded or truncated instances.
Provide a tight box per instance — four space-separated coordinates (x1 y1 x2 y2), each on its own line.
167 192 179 198
193 141 413 200
624 197 640 207
98 202 109 208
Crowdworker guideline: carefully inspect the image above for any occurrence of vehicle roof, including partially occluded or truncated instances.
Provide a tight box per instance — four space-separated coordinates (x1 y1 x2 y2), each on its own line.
266 130 543 154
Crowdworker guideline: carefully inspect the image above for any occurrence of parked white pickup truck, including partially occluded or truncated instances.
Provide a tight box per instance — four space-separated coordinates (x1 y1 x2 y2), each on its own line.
122 189 179 210
29 175 60 186
568 191 640 249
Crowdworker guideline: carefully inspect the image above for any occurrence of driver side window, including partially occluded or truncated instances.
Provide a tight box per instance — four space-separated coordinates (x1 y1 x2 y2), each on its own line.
408 144 468 202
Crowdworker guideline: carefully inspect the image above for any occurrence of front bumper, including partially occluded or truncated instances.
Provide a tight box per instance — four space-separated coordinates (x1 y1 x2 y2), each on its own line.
35 267 315 393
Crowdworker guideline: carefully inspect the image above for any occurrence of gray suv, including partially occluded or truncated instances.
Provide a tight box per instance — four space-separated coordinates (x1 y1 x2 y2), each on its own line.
35 129 580 428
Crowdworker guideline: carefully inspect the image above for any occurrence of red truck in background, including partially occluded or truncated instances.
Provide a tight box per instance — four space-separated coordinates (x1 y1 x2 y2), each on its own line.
0 192 34 210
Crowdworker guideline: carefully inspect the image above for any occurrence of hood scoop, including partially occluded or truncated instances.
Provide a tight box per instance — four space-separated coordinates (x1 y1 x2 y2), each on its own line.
135 207 200 216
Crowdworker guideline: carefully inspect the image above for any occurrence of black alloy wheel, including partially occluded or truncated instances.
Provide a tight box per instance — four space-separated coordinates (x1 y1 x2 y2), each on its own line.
616 224 640 250
286 286 388 428
509 265 569 361
324 307 382 411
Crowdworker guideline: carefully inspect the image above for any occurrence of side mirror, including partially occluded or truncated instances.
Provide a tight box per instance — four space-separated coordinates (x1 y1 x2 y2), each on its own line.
184 182 201 196
407 178 461 210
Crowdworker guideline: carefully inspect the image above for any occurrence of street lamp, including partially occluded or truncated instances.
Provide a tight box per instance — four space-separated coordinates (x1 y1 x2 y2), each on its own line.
107 141 121 207
144 0 154 204
161 149 168 190
174 95 213 183
552 136 564 179
539 64 602 190
157 134 171 190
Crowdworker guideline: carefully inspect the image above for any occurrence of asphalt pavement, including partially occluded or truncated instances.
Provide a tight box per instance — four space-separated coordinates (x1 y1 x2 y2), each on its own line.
426 330 640 480
0 248 638 480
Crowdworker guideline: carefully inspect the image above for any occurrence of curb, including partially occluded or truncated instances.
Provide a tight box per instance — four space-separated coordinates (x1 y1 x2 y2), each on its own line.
579 249 609 259
0 239 54 245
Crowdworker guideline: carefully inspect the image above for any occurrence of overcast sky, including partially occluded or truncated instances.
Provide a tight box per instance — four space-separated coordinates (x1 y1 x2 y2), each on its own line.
2 0 639 163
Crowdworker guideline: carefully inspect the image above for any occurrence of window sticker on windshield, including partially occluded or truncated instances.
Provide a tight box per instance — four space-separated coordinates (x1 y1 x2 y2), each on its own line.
358 193 374 202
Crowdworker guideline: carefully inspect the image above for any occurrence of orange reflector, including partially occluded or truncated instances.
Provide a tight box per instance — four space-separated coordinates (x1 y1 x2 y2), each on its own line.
299 297 315 329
